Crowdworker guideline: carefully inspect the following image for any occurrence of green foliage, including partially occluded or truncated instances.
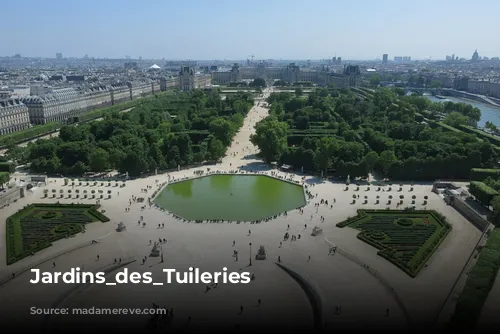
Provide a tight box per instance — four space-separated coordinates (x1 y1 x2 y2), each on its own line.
448 229 500 329
0 162 15 173
0 172 10 187
25 90 253 177
336 209 451 277
6 203 109 264
254 88 496 180
470 168 500 181
469 181 499 206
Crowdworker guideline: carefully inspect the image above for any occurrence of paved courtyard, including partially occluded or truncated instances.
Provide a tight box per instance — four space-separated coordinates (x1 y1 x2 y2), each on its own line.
0 88 482 331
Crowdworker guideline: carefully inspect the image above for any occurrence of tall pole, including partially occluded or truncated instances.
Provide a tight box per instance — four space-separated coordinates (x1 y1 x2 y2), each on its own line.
160 242 164 263
249 242 252 266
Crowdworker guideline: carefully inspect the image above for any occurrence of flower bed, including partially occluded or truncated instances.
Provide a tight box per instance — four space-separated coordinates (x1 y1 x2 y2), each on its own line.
336 209 451 277
5 203 110 265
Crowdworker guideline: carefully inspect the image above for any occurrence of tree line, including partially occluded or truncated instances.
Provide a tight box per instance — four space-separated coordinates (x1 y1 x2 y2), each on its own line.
9 89 253 177
250 87 497 181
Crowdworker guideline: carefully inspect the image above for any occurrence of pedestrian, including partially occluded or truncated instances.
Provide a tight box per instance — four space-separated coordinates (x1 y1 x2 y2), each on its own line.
97 255 100 261
52 261 56 268
308 255 311 262
258 299 261 306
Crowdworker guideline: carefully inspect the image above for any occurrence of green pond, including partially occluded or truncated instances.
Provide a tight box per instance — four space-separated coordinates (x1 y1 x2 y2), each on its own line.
154 175 306 221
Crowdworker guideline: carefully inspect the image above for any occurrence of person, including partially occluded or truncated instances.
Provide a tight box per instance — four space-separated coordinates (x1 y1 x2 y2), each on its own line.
258 299 261 306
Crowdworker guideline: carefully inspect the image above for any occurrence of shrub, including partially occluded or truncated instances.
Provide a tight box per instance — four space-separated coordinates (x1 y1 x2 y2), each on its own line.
469 181 499 206
470 168 500 181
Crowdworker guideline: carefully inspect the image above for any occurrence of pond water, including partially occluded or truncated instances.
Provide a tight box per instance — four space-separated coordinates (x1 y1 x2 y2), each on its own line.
154 174 306 221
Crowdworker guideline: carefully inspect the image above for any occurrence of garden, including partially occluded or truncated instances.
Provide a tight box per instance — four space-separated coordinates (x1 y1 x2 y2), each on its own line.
6 203 110 265
336 209 451 277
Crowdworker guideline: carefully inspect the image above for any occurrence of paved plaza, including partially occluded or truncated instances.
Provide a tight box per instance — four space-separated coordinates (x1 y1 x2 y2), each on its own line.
0 88 483 331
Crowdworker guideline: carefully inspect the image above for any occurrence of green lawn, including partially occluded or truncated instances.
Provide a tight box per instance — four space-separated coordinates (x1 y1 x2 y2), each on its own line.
336 209 451 277
6 203 109 265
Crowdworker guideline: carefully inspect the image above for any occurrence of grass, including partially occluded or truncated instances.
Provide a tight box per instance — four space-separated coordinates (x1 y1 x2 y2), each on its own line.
336 209 451 277
448 229 500 329
6 203 109 265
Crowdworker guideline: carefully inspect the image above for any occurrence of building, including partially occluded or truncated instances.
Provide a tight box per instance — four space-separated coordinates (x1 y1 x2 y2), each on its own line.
179 66 197 91
472 49 479 62
22 88 88 124
0 98 31 135
382 54 388 64
56 53 63 60
211 63 360 88
211 63 242 85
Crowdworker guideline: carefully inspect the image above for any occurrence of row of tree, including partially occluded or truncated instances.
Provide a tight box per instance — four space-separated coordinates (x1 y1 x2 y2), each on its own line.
250 87 497 180
10 90 254 177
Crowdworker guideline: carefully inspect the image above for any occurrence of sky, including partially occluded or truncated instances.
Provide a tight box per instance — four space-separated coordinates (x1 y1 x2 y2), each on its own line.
2 0 499 60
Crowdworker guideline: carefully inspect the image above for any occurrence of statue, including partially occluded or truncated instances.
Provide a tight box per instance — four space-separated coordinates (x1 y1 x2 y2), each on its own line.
301 166 304 173
346 175 351 185
116 222 126 232
255 245 267 260
155 168 158 175
321 170 324 178
311 226 323 236
178 165 180 171
150 242 160 257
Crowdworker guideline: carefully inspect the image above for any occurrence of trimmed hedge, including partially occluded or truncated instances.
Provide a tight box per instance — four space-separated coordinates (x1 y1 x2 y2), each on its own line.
470 168 500 182
469 181 499 207
6 203 110 265
0 162 15 173
448 229 500 329
337 209 451 277
0 122 62 147
459 125 500 146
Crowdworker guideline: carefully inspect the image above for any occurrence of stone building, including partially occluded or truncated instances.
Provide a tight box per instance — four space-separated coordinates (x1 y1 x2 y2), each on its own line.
211 63 242 85
211 63 361 88
0 98 31 135
22 88 88 124
179 66 197 91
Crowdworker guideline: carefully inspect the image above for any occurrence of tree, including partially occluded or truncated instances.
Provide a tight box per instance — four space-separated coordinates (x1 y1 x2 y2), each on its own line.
294 88 303 97
250 119 289 163
443 112 469 127
0 172 10 189
314 138 337 177
363 151 379 172
379 150 397 175
250 78 266 88
209 138 226 161
89 148 110 172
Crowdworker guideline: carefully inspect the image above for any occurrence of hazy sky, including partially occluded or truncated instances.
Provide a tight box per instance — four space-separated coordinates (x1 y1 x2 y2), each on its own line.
3 0 499 60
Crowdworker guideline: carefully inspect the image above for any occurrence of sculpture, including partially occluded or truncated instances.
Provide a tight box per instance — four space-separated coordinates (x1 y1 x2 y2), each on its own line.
311 226 323 236
255 245 267 260
150 242 160 257
116 222 126 232
346 175 351 185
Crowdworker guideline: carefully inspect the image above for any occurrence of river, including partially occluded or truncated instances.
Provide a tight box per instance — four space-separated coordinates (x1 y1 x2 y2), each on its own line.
425 95 500 128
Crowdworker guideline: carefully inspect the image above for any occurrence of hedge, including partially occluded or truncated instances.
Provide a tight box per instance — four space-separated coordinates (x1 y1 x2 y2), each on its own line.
0 122 62 147
0 162 15 173
470 168 500 182
459 125 500 146
469 181 499 206
448 229 500 329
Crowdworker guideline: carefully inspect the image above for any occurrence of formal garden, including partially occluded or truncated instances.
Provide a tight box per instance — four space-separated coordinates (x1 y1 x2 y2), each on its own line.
6 203 110 265
336 209 451 277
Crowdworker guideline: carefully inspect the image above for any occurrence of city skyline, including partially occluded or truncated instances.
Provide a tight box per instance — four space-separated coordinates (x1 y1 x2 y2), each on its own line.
2 0 500 60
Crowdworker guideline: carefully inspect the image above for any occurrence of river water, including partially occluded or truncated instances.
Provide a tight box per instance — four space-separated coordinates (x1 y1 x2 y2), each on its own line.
425 95 500 128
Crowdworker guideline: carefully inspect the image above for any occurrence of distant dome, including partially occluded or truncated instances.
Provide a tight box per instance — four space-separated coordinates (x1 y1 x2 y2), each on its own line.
149 64 161 70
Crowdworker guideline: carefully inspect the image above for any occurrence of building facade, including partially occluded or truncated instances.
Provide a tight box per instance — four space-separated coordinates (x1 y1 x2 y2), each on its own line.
211 63 361 88
179 66 197 91
0 98 31 135
21 81 157 125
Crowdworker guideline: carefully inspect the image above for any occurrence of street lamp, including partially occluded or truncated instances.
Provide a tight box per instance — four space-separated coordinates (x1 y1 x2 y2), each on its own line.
249 242 252 266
